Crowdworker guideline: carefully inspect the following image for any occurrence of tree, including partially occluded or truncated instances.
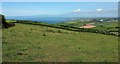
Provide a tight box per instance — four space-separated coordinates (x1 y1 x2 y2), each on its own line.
1 15 9 28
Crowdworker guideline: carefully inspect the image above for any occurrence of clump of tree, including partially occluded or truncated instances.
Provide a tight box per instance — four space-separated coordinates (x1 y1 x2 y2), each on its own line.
0 14 15 28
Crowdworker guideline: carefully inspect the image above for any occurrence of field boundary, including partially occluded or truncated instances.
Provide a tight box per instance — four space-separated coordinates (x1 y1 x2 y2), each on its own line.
13 20 119 37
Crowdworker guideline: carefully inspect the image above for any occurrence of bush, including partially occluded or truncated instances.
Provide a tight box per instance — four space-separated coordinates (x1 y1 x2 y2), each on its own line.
43 33 46 36
46 29 55 33
57 30 63 33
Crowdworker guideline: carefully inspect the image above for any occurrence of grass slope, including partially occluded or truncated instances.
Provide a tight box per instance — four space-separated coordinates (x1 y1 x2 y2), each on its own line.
2 23 118 62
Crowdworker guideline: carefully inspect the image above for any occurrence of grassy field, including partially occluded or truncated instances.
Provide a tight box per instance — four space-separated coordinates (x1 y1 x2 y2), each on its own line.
2 22 118 62
54 21 118 31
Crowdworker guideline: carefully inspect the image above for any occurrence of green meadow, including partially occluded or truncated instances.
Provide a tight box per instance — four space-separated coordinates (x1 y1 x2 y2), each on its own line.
54 21 118 31
2 20 118 62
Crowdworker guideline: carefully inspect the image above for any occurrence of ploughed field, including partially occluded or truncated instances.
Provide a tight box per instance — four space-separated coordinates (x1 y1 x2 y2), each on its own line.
2 23 118 62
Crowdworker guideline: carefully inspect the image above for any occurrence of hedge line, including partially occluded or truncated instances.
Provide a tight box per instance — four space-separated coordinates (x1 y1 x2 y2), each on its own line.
16 20 119 37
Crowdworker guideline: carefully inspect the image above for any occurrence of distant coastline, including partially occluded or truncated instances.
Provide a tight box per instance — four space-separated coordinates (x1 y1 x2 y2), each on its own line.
6 16 118 24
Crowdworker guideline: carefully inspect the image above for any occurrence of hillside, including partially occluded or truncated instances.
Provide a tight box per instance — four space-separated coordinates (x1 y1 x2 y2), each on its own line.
2 23 118 62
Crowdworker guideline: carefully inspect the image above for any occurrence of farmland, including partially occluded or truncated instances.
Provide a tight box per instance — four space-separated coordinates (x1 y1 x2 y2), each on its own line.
2 20 118 62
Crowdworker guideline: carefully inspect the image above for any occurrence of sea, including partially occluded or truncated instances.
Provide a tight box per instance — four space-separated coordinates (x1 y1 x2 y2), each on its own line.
6 16 78 24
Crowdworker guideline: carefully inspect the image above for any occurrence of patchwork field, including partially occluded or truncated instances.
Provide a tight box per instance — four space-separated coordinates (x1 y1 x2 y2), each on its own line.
54 21 118 31
2 23 118 62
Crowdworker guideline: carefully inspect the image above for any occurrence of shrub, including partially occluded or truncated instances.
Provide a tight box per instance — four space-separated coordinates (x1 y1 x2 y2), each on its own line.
57 30 62 33
43 33 46 36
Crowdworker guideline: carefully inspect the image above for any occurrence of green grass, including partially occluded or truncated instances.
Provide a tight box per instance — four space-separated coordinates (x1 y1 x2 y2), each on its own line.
93 22 118 31
55 21 118 31
6 20 17 23
54 21 90 27
2 23 118 62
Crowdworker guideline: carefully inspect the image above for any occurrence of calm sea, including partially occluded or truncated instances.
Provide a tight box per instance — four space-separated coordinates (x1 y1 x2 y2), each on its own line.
7 17 77 24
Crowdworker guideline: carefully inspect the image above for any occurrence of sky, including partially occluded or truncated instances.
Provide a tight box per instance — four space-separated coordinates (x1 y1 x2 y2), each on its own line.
2 2 118 17
1 0 120 2
0 2 2 14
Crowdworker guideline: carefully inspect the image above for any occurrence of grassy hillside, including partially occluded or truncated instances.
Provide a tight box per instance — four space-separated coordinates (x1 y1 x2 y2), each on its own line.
2 23 118 62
